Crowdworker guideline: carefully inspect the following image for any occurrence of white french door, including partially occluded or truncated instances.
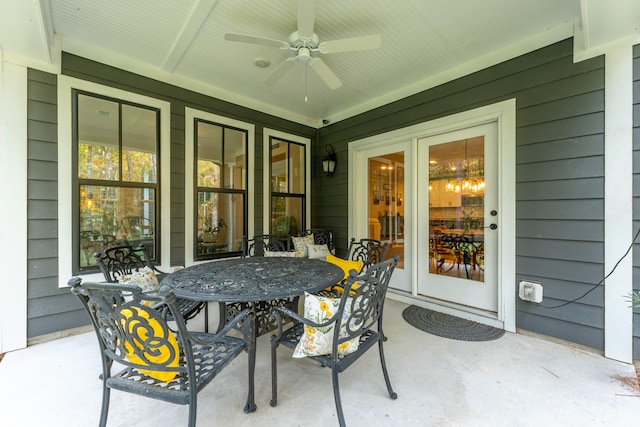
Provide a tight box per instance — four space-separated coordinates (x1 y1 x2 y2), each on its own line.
417 122 499 312
352 140 411 292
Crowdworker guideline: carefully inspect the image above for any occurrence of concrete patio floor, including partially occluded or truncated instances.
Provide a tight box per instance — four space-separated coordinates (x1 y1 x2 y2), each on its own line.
1 299 638 426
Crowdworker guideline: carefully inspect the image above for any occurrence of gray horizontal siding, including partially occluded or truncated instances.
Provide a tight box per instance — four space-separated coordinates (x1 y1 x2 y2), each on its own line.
318 38 608 351
27 69 86 338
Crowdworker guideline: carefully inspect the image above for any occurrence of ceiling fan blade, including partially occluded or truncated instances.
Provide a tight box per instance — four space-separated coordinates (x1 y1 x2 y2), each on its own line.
264 57 296 85
297 0 317 39
309 58 342 90
318 34 382 54
224 33 289 49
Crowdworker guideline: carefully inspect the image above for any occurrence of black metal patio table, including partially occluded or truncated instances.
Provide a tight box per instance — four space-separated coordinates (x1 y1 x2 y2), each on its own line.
161 256 344 413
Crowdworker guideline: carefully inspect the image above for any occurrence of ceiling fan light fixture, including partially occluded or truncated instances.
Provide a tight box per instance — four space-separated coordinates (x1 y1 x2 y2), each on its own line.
253 57 271 68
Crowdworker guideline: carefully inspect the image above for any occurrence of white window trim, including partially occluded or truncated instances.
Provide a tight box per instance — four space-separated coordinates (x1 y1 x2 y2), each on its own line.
262 129 311 233
184 107 255 266
57 76 171 286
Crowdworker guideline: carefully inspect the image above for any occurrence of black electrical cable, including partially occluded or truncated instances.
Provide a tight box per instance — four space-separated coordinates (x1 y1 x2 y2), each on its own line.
539 226 640 309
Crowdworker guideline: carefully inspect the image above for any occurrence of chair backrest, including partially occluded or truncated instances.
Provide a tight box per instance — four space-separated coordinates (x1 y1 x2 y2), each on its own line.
335 256 398 350
345 238 389 270
68 277 191 383
242 234 292 257
93 245 152 283
299 229 334 254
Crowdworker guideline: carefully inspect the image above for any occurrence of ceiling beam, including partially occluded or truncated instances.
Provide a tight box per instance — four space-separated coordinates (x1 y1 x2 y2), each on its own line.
574 0 640 60
162 0 220 73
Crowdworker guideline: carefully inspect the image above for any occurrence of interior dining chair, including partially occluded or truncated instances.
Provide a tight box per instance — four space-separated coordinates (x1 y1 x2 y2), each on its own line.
68 277 254 427
269 256 399 427
93 245 210 332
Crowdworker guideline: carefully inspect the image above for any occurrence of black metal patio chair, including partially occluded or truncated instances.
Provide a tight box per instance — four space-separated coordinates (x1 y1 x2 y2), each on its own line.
68 277 254 427
93 245 209 332
269 256 399 427
345 237 389 271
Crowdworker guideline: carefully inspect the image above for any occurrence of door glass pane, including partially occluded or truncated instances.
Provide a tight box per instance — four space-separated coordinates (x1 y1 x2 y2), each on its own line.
368 152 404 269
428 137 485 282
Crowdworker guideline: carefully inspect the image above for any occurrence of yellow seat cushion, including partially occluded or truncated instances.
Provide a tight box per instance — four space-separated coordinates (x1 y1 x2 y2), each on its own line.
120 305 180 383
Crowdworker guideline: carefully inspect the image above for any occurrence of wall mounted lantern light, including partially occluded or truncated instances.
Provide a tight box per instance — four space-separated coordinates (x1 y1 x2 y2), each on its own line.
322 144 337 177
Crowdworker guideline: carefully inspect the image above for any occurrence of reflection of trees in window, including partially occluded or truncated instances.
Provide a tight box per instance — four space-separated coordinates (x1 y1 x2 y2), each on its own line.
195 119 247 260
75 91 159 270
270 138 305 237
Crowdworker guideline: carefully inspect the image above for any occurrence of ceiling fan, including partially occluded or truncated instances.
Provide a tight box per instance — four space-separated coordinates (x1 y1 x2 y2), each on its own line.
224 0 382 90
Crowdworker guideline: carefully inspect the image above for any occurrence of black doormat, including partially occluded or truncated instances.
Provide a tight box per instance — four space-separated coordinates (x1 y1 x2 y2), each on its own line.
402 305 505 342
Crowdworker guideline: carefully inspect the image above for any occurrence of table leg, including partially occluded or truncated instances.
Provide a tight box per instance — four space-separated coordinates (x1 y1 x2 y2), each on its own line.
243 308 257 413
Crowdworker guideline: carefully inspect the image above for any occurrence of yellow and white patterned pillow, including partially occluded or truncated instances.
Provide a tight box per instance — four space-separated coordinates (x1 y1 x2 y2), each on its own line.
292 292 359 358
120 305 180 383
291 235 315 257
118 266 159 293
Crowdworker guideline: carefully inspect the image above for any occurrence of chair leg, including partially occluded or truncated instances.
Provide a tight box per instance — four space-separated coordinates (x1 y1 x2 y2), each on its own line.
244 312 257 413
270 338 278 407
332 369 347 427
99 385 110 427
204 302 209 333
377 340 398 399
188 398 197 427
216 302 227 333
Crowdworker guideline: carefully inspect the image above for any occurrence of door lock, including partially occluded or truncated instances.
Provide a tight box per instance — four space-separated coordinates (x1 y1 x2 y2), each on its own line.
489 223 497 230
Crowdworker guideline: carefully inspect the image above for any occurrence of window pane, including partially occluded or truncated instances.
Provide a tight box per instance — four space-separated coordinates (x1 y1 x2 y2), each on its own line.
289 143 305 193
79 185 156 268
271 140 288 192
271 196 302 237
197 121 223 188
197 191 244 258
224 128 246 190
78 94 119 180
122 104 158 183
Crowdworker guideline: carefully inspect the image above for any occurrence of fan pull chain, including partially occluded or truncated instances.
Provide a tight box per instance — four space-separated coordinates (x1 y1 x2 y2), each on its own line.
305 61 309 102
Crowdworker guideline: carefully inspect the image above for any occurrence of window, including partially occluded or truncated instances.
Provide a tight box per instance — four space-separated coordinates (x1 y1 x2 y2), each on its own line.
194 119 248 260
75 92 160 270
58 76 171 285
270 138 306 236
263 129 311 236
185 108 254 265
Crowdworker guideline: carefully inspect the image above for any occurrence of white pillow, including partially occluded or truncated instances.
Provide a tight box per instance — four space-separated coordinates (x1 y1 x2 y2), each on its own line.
264 249 304 257
291 235 315 257
292 292 359 358
307 244 331 259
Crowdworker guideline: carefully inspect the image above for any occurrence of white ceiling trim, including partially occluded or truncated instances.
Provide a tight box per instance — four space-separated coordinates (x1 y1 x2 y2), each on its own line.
327 21 575 125
59 36 319 127
162 0 220 73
